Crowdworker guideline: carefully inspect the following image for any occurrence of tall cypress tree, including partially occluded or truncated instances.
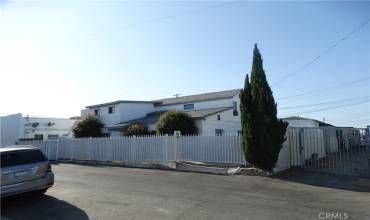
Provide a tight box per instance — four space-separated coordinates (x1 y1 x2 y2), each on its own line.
240 44 288 172
240 74 253 162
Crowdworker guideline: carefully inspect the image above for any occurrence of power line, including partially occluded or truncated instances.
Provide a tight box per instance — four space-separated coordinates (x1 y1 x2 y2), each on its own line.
92 1 243 36
277 76 370 101
325 112 370 122
279 99 370 117
278 95 370 109
327 117 370 124
272 17 370 87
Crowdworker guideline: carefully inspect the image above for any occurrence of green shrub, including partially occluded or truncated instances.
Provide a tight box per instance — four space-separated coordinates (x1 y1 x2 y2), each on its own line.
124 123 149 136
156 111 197 135
72 114 104 138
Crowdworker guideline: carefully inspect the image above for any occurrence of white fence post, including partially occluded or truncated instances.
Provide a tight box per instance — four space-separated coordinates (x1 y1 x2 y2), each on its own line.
89 138 92 161
131 135 136 161
298 128 305 168
46 140 49 159
71 139 74 160
164 134 169 162
56 138 59 161
174 131 181 162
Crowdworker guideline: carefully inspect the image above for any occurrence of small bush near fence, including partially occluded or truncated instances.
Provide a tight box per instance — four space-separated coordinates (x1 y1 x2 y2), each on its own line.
124 123 150 136
156 111 197 135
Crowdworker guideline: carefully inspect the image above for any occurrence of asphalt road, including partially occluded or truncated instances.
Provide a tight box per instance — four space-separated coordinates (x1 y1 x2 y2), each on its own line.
1 164 370 220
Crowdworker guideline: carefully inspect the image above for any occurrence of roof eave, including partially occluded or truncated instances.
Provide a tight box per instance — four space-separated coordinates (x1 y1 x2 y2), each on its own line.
86 100 154 109
155 96 239 107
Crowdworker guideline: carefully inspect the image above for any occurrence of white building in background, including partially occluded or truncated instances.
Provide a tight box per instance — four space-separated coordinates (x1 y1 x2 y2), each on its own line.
22 115 77 140
281 116 334 128
81 89 242 136
0 113 77 147
0 114 23 147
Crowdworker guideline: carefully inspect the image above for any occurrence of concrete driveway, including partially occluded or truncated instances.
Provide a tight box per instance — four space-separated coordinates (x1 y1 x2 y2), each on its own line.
1 163 370 220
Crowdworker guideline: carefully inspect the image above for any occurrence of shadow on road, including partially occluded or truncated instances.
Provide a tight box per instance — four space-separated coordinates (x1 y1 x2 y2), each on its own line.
271 169 370 193
1 194 89 220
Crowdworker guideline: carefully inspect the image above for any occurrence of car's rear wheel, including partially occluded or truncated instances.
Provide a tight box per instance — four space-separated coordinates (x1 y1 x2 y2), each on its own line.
35 188 47 196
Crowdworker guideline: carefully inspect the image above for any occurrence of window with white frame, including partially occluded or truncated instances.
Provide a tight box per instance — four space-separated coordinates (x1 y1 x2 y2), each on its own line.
183 104 194 110
108 106 115 114
94 109 100 116
233 101 238 116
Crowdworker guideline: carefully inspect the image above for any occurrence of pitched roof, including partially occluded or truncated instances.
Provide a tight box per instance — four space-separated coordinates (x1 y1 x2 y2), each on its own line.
86 100 154 108
85 89 241 109
281 116 334 127
107 107 233 129
153 89 241 106
185 107 233 118
281 116 311 121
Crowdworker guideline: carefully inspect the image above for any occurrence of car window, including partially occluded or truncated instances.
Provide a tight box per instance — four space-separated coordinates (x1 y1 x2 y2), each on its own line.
1 150 47 168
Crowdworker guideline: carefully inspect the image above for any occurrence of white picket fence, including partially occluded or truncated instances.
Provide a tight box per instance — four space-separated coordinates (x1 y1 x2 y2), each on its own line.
17 135 246 165
16 127 368 176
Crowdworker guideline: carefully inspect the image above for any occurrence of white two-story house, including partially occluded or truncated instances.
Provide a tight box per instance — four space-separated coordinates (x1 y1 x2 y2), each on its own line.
81 89 242 136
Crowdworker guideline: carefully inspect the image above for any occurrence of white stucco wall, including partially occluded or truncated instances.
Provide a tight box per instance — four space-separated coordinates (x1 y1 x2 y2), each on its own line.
147 123 157 132
274 142 290 173
82 102 155 129
81 104 122 127
199 108 241 135
96 105 121 126
148 94 241 135
0 114 23 147
110 131 122 137
81 93 241 135
118 103 155 123
155 94 240 113
23 117 77 140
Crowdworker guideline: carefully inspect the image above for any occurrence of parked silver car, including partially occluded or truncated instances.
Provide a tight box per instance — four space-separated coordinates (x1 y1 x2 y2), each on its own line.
0 145 54 197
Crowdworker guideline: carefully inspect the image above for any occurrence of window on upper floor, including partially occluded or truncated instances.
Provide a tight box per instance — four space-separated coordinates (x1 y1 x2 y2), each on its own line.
108 106 115 114
183 104 194 110
233 101 238 116
94 109 100 116
217 115 221 121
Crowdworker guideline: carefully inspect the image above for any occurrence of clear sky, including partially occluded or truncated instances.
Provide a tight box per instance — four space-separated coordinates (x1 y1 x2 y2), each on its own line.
0 0 369 127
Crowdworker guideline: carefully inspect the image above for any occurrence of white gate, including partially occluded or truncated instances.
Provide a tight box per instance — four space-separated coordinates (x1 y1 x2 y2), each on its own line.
288 127 370 177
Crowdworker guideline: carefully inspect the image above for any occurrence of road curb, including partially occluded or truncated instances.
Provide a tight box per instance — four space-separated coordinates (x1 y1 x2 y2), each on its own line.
52 160 242 175
176 162 241 175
